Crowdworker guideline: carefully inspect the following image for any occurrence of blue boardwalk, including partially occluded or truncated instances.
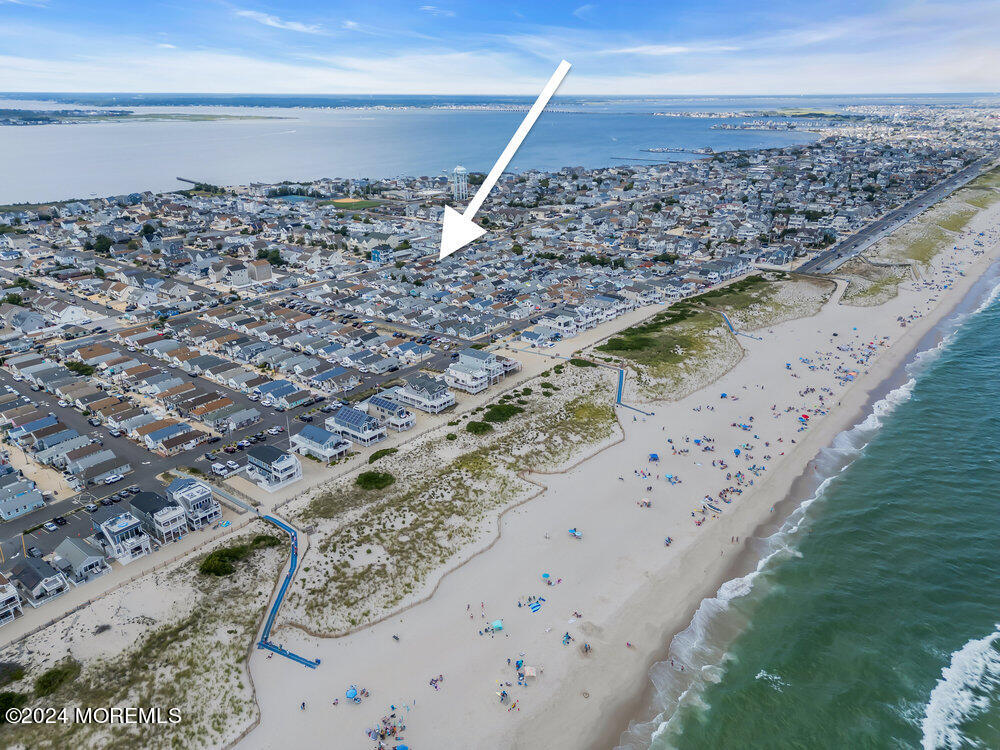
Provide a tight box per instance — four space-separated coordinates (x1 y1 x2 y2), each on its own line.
257 514 321 669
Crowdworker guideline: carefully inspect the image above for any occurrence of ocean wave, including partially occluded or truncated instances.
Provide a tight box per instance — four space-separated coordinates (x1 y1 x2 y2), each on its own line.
920 624 1000 750
755 669 788 691
617 297 1000 749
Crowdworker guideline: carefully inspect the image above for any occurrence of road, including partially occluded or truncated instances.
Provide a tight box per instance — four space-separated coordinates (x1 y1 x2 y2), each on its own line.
798 156 996 275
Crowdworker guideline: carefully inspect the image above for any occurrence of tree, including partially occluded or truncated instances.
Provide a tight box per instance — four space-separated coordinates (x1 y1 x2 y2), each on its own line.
141 223 156 237
3 293 23 306
93 235 112 253
93 266 105 278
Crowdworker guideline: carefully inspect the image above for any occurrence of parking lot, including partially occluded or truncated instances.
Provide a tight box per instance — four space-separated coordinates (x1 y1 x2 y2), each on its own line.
0 358 324 538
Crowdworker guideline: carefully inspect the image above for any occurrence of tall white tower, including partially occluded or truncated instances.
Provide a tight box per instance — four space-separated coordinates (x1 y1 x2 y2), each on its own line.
451 165 469 201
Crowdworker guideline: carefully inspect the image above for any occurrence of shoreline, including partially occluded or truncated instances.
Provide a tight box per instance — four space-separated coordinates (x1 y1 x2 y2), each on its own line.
597 251 1000 750
239 203 1000 750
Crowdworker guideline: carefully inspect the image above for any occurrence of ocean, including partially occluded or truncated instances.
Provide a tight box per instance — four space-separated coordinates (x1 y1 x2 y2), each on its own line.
619 264 1000 750
0 92 989 206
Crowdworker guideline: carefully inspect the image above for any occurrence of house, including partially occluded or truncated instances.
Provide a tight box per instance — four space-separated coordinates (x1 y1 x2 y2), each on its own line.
10 559 69 607
290 424 351 462
444 348 506 394
0 481 44 521
394 375 456 413
53 537 109 583
248 259 273 283
92 508 152 565
246 445 303 491
129 492 187 544
0 574 22 625
165 477 221 530
326 405 387 446
366 394 415 431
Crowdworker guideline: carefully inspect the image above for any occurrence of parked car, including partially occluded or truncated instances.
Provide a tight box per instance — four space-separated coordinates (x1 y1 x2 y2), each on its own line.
211 462 227 476
27 546 42 558
52 516 67 526
43 522 58 532
57 399 69 407
226 460 240 471
88 417 102 426
84 503 99 513
207 436 221 443
128 485 140 495
223 445 237 454
204 452 216 461
299 414 313 423
103 474 124 484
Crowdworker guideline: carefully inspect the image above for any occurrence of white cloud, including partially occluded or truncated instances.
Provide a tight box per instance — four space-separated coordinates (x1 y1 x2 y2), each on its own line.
572 4 595 20
156 43 176 49
419 5 455 17
0 0 50 6
601 44 740 56
234 9 324 35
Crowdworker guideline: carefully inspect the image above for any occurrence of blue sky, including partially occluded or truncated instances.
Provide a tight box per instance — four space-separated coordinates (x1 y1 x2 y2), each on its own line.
0 0 997 94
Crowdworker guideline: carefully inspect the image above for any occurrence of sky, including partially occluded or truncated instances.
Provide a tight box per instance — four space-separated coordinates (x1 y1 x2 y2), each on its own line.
0 0 998 95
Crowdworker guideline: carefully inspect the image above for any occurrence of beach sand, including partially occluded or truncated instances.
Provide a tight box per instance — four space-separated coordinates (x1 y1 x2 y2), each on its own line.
239 203 1000 750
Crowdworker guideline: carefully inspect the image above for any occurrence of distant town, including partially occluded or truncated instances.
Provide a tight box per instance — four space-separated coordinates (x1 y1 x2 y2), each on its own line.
0 102 995 625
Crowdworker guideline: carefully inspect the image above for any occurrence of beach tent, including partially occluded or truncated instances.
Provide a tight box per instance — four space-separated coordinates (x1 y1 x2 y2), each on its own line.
492 620 504 631
523 666 538 680
649 453 659 462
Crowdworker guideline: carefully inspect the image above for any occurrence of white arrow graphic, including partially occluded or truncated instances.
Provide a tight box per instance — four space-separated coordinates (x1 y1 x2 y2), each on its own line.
439 59 572 260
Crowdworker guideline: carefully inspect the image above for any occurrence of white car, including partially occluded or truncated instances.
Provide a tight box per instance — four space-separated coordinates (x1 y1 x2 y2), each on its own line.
267 427 280 435
43 521 58 532
226 460 240 471
57 399 69 407
103 474 124 484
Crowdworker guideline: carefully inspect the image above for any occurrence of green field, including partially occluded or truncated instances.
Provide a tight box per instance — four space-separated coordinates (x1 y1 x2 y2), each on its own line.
319 199 383 209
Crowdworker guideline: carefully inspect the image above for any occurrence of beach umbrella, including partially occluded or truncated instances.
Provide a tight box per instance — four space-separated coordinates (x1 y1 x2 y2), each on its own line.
734 449 741 456
541 573 550 580
346 687 358 699
492 620 504 631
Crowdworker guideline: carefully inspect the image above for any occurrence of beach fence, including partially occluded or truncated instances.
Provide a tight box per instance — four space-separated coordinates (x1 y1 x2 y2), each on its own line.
256 515 320 669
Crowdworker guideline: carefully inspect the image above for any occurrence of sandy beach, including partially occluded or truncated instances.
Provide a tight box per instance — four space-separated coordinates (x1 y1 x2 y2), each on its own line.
232 197 1000 750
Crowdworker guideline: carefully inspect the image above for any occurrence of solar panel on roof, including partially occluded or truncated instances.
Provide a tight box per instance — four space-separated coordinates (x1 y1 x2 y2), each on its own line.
335 406 373 428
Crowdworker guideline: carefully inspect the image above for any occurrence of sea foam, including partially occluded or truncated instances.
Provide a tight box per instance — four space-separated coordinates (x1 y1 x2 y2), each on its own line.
920 624 1000 750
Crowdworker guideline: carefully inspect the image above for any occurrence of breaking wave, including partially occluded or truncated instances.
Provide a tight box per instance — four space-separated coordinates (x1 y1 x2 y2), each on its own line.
920 624 1000 750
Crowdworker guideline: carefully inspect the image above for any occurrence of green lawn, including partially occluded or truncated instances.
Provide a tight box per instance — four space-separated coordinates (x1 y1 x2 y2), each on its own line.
319 199 383 209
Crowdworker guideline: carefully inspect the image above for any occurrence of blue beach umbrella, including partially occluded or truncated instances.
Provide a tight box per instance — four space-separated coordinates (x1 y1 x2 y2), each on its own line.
346 687 358 699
